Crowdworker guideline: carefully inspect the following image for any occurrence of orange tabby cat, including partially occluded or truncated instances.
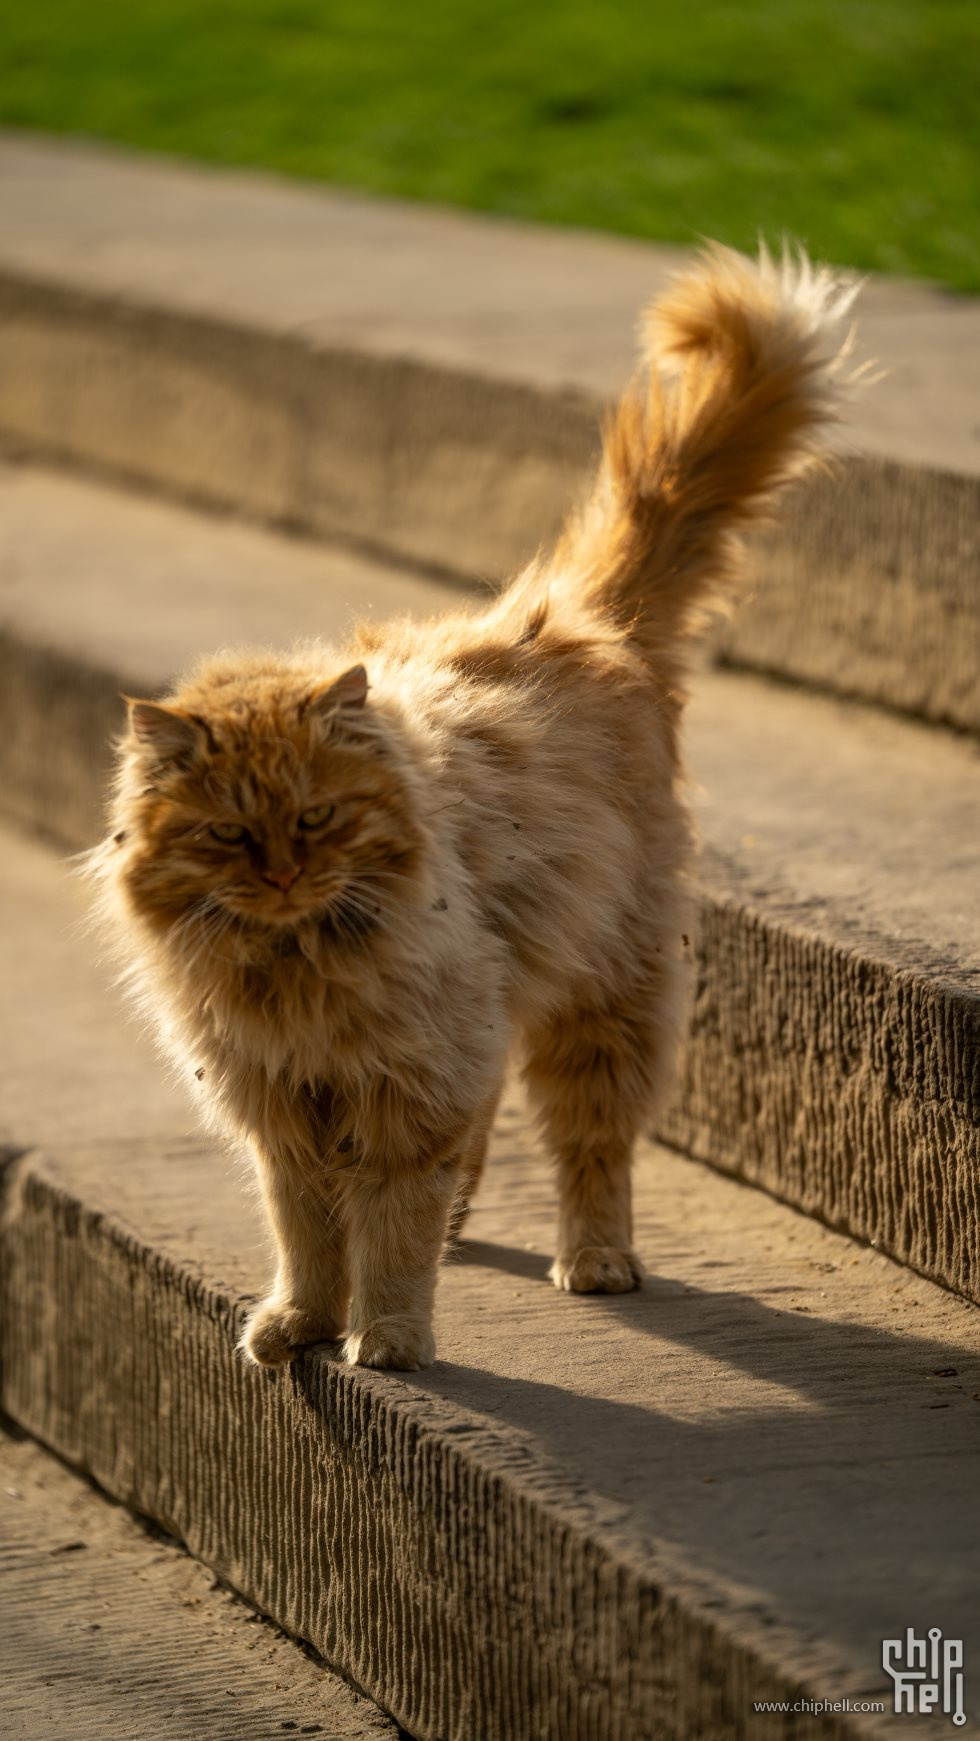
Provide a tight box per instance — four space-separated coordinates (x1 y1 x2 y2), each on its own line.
90 246 858 1371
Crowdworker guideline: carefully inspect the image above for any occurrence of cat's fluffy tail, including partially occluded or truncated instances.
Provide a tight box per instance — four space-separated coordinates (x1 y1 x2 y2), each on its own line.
551 242 861 651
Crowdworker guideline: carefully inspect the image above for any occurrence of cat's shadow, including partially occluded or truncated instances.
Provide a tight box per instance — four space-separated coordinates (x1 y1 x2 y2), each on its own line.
409 1241 979 1643
450 1234 978 1407
451 1237 551 1283
290 1233 978 1655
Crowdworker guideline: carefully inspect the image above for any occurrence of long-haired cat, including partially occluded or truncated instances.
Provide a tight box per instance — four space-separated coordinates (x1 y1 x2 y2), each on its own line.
90 245 859 1370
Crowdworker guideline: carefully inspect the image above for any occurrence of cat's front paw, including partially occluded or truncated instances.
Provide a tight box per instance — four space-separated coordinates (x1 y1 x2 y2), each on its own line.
550 1246 644 1295
343 1318 436 1371
241 1298 341 1367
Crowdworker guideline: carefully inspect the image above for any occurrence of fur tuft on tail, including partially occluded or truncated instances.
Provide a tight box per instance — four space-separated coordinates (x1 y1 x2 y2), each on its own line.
551 242 862 652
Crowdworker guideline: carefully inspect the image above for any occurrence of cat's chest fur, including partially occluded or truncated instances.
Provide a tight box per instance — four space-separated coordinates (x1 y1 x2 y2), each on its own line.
193 931 414 1080
177 896 506 1110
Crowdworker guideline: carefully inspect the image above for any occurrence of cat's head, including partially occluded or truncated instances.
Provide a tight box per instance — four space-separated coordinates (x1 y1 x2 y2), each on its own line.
110 655 424 938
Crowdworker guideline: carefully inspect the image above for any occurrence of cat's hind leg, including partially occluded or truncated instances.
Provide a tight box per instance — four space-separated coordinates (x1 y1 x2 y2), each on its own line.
522 972 685 1294
446 1082 503 1240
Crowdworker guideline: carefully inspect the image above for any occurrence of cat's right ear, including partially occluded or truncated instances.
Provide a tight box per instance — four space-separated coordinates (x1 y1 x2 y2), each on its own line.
124 698 206 760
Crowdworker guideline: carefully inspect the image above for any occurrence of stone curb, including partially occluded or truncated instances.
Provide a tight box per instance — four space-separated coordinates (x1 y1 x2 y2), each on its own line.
0 1146 879 1741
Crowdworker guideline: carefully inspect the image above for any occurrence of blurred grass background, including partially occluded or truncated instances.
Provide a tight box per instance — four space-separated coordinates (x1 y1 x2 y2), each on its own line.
1 0 977 289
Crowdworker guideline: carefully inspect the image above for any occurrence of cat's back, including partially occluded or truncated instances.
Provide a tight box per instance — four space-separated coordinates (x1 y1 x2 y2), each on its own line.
361 606 685 1010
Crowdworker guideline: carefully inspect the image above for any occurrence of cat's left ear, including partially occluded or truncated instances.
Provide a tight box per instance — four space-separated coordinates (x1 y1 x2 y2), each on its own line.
304 664 369 720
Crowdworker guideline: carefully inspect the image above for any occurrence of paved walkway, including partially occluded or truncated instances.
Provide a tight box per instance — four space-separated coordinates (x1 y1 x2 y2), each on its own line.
0 1427 398 1740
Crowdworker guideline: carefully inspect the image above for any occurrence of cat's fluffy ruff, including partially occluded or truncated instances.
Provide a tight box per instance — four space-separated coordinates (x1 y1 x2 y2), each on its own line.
90 245 859 1371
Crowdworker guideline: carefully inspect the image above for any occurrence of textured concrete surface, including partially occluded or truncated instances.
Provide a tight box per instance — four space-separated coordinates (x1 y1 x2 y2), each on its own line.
0 1428 400 1741
1 823 978 1740
0 461 977 1306
1 134 978 729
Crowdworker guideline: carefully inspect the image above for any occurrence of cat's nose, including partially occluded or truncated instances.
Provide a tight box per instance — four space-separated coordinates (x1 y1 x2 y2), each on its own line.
262 866 302 892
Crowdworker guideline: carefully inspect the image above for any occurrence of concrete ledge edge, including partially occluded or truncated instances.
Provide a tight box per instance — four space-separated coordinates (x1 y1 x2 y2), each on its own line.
0 1146 873 1741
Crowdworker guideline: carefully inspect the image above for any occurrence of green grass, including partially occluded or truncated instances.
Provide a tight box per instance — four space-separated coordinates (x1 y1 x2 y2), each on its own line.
2 1 978 289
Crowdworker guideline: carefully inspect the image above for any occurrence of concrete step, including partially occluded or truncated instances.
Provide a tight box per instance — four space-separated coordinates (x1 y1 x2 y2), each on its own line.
0 1426 401 1741
1 459 977 1310
1 817 976 1741
1 134 978 732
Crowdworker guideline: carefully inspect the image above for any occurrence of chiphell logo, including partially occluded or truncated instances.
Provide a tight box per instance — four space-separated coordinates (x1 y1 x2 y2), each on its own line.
882 1629 966 1726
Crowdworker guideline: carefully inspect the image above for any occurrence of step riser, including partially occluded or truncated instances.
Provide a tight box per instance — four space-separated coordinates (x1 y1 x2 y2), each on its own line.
663 895 980 1299
0 272 594 587
2 272 978 734
5 637 977 1309
723 460 980 732
0 1153 865 1741
0 631 124 847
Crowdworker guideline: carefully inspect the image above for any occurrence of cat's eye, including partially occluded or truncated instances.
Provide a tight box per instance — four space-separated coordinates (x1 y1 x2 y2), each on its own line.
298 804 335 830
211 822 247 844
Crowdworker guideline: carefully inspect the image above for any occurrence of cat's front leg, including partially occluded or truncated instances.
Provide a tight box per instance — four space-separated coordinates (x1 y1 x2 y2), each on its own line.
341 1155 460 1371
242 1150 349 1367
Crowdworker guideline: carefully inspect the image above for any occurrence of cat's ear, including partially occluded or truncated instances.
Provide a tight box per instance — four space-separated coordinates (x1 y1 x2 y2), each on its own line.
304 664 369 720
125 698 207 760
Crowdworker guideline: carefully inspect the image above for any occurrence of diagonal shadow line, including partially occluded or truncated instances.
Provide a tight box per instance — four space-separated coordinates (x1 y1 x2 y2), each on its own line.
451 1237 980 1414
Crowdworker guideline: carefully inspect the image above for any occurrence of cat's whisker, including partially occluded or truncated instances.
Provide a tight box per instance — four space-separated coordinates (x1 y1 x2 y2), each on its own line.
167 896 245 970
332 874 409 925
320 888 385 943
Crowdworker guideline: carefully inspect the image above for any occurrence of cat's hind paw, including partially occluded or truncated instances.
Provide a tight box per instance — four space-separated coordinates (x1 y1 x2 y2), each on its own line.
343 1318 436 1371
240 1299 340 1367
550 1246 644 1295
